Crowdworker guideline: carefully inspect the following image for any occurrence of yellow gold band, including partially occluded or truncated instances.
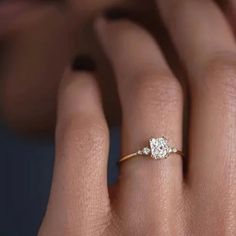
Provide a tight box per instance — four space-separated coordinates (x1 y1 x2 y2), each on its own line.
119 150 184 163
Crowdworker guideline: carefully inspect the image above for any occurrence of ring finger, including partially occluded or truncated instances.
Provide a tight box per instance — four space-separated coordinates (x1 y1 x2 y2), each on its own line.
95 16 184 233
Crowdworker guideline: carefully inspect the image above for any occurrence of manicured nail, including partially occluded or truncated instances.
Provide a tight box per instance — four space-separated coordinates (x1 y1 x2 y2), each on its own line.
104 8 129 20
71 55 96 71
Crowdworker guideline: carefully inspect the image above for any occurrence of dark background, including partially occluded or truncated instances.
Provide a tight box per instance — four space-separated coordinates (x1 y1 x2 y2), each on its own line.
0 123 120 236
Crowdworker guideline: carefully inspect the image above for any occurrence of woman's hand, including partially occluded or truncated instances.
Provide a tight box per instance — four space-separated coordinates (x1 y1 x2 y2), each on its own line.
0 2 70 133
39 1 236 235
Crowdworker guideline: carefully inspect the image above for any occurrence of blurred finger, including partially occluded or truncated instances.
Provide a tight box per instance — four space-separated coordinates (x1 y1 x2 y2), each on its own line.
0 2 52 36
1 4 70 133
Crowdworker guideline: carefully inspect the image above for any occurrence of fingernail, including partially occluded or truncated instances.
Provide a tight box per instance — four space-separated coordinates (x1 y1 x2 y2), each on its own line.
71 55 96 71
104 8 129 20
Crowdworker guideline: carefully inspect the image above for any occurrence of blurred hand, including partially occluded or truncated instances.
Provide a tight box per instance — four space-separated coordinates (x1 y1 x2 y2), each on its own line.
0 2 71 133
1 0 236 136
39 1 236 235
0 0 155 134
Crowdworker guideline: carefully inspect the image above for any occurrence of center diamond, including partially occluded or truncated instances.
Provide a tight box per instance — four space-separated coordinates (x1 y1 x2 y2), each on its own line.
149 137 170 159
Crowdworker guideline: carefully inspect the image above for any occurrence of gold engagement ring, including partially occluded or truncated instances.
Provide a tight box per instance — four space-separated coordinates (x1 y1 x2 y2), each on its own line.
119 137 184 163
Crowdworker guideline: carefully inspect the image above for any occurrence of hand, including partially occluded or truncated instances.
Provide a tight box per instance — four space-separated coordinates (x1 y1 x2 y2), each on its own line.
0 0 155 134
39 1 236 235
0 2 70 133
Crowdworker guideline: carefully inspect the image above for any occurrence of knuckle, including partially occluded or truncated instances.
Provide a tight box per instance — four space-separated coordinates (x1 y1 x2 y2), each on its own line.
203 53 236 105
128 72 183 109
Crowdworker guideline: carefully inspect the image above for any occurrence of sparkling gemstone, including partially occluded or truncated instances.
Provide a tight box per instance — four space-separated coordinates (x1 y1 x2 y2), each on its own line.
142 147 151 155
172 148 177 153
149 137 170 159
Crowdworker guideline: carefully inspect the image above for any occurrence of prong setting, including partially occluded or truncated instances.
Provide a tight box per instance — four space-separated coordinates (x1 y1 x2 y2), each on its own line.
149 137 171 159
119 137 183 163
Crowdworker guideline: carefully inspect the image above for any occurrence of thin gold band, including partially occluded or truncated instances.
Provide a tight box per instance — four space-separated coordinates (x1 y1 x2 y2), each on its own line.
119 150 184 163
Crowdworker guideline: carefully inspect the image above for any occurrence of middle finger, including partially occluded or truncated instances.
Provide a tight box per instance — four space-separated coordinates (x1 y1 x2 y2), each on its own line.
157 1 236 233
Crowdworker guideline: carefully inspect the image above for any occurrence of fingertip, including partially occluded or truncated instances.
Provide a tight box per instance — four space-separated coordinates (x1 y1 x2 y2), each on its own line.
58 64 102 123
60 54 97 93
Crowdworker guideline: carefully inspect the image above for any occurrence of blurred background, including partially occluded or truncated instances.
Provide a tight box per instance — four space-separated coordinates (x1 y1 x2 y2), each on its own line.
0 123 54 235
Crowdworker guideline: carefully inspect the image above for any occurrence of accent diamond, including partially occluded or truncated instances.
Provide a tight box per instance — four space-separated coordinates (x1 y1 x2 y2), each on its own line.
172 148 177 153
149 137 170 159
142 147 151 155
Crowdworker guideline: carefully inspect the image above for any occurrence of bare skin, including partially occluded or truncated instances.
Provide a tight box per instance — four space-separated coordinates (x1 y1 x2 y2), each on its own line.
38 1 236 235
